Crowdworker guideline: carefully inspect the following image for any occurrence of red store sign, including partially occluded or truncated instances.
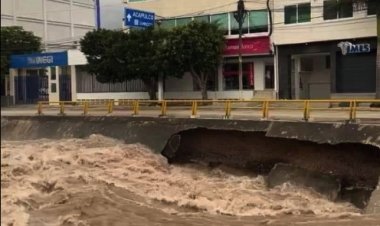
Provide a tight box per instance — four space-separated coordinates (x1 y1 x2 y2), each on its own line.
223 36 270 56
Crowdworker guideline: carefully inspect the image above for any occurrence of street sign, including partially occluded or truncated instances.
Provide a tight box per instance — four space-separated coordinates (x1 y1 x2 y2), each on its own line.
124 8 155 28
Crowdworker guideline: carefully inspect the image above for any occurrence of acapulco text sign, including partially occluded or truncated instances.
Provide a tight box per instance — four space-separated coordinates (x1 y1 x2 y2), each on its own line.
124 8 155 28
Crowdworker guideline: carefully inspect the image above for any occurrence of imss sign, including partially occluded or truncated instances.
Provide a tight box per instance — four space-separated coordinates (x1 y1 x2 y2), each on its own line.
124 8 155 28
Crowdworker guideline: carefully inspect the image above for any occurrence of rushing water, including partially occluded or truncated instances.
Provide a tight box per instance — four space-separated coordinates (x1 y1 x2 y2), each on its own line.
1 135 379 226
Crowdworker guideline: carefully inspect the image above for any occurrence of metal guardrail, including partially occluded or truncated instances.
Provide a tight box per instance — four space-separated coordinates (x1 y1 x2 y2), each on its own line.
37 99 380 122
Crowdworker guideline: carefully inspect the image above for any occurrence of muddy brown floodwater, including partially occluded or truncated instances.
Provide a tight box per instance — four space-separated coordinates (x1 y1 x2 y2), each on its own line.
1 135 380 226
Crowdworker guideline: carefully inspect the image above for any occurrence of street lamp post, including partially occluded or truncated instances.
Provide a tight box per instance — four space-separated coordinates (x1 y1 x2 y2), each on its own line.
234 0 247 95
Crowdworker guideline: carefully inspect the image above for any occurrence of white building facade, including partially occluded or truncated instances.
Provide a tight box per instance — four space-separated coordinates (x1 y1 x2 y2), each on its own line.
1 0 95 50
272 0 377 99
1 0 96 104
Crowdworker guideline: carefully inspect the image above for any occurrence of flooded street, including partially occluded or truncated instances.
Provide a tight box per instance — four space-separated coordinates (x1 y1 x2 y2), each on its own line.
1 135 379 226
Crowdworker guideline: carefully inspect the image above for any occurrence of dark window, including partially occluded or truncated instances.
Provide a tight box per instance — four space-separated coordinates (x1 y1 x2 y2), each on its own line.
51 83 57 93
340 0 353 18
285 5 297 24
368 0 377 15
325 55 331 69
324 0 353 20
50 67 56 80
298 3 311 22
324 0 338 19
248 10 268 33
285 3 310 24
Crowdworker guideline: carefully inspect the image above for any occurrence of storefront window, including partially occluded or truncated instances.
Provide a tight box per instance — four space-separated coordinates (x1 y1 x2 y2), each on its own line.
265 65 274 89
176 17 192 27
160 19 175 29
230 13 249 35
210 13 229 35
249 10 268 32
223 62 254 90
194 15 210 23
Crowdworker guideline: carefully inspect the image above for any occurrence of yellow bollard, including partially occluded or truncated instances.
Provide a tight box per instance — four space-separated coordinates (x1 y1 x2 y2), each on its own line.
59 102 64 115
224 101 231 119
160 100 167 116
107 100 114 114
133 101 139 115
262 101 268 119
37 102 42 115
83 102 89 115
191 101 198 117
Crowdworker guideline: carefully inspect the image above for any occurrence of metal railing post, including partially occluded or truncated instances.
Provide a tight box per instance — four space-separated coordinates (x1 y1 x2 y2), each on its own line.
133 100 139 115
59 102 64 115
224 101 231 119
160 100 167 117
262 101 268 119
349 100 357 122
83 102 89 115
191 101 198 117
37 102 42 115
107 100 113 114
303 100 310 121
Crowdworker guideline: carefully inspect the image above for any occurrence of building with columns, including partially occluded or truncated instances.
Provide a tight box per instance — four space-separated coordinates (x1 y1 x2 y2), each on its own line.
1 0 95 104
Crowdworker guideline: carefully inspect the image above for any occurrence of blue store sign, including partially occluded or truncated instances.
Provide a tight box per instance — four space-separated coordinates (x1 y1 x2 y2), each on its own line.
10 51 68 68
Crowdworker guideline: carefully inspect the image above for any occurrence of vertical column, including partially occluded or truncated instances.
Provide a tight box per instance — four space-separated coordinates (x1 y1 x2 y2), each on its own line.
70 65 77 101
294 56 301 99
218 64 223 92
9 69 17 105
254 60 265 91
48 66 60 104
274 46 279 99
157 75 164 101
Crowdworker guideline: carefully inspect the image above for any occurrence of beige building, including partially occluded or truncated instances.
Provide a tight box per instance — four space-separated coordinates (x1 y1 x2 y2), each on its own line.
126 0 276 100
272 0 377 99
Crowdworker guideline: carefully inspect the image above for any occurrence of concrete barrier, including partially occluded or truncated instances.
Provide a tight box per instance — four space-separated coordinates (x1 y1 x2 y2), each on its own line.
366 178 380 214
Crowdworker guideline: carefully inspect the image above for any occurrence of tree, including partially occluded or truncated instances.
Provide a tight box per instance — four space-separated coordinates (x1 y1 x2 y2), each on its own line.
1 26 41 77
80 28 181 100
165 21 225 100
80 29 128 84
124 27 180 99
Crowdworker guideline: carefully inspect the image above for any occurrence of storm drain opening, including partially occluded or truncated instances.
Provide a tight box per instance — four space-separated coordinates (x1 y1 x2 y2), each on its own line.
162 128 380 209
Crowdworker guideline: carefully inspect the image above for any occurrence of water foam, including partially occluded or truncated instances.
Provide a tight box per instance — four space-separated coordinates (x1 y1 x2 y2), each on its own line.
1 135 361 225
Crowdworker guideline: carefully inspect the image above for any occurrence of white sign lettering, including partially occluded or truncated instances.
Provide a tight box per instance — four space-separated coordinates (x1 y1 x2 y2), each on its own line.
337 41 371 55
27 56 54 65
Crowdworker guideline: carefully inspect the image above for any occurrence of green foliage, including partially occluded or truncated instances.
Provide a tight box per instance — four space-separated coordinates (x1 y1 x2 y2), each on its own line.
80 29 128 83
80 21 225 99
1 26 41 77
165 21 225 99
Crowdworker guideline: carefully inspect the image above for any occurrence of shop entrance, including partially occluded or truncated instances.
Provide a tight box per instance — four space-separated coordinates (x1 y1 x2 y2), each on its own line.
14 69 49 104
292 54 331 99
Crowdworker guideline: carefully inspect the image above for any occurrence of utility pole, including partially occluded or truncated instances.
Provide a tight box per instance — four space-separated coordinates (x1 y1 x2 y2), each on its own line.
234 0 247 95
